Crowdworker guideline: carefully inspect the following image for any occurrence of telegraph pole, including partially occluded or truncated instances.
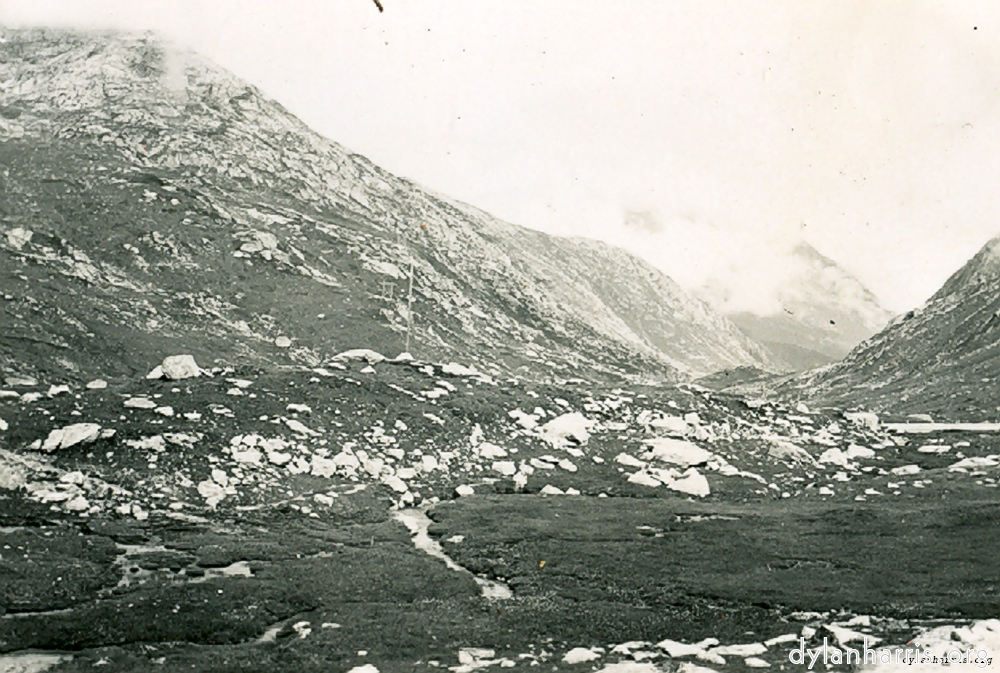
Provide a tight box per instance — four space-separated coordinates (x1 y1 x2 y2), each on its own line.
404 254 415 354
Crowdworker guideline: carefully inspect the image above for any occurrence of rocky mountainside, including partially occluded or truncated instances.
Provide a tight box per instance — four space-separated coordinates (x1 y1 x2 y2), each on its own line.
790 234 1000 416
703 242 892 371
0 27 775 385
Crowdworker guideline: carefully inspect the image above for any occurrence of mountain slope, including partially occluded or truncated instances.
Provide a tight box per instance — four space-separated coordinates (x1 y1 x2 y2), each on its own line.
791 234 1000 415
0 28 774 383
704 242 893 371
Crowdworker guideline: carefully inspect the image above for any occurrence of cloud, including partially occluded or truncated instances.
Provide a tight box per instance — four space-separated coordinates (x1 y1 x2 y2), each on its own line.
4 1 1000 313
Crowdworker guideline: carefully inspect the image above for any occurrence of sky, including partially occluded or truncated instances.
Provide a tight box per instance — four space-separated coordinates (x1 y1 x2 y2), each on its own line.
2 0 1000 313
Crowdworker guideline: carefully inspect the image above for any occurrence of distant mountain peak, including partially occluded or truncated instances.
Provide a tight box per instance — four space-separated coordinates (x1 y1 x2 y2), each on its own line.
699 238 893 371
791 230 1000 415
932 234 1000 300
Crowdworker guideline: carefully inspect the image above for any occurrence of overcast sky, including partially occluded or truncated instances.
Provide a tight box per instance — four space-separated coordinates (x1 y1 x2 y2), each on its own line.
2 0 999 313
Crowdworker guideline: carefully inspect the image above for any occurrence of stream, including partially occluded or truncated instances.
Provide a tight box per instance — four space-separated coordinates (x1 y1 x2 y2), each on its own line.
393 508 512 600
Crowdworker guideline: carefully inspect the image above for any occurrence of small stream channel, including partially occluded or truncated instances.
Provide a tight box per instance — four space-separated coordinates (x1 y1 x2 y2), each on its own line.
393 507 512 600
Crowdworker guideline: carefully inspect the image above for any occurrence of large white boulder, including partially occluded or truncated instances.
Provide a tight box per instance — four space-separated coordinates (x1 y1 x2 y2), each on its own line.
41 423 102 452
161 354 201 380
539 412 595 446
667 468 711 497
332 349 386 364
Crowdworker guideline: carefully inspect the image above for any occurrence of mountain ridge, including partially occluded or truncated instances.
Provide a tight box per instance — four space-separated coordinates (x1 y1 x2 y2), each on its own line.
786 232 1000 416
0 27 776 384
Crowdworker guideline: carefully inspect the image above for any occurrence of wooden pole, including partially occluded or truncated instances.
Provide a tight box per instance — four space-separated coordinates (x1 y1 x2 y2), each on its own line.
404 254 415 354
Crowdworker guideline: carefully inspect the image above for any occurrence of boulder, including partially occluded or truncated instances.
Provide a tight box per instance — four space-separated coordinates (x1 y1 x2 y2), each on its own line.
41 423 102 452
539 412 594 446
641 438 713 467
667 468 711 497
161 354 200 380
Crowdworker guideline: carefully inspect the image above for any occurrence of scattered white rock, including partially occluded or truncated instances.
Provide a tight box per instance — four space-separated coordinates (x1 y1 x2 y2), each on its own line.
124 397 157 409
891 464 921 476
458 648 496 666
332 349 386 364
745 657 771 668
563 647 601 664
275 336 293 348
86 379 108 390
5 227 33 249
232 448 263 464
823 623 880 646
558 459 578 473
845 444 875 459
267 450 292 465
540 484 565 495
161 354 201 380
710 642 766 657
641 438 713 467
616 453 647 468
949 456 999 470
334 451 362 470
764 633 799 647
676 663 720 673
628 471 662 488
667 468 711 497
539 412 594 446
287 403 312 414
492 461 517 476
310 456 336 477
345 665 380 673
284 418 318 436
819 448 851 468
477 442 507 458
656 639 703 657
64 495 90 512
41 423 102 452
4 375 37 386
47 385 71 397
455 484 475 497
442 362 479 376
197 479 226 507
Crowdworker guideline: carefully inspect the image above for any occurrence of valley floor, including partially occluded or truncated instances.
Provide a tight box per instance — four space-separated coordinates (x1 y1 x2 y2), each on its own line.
1 357 998 672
